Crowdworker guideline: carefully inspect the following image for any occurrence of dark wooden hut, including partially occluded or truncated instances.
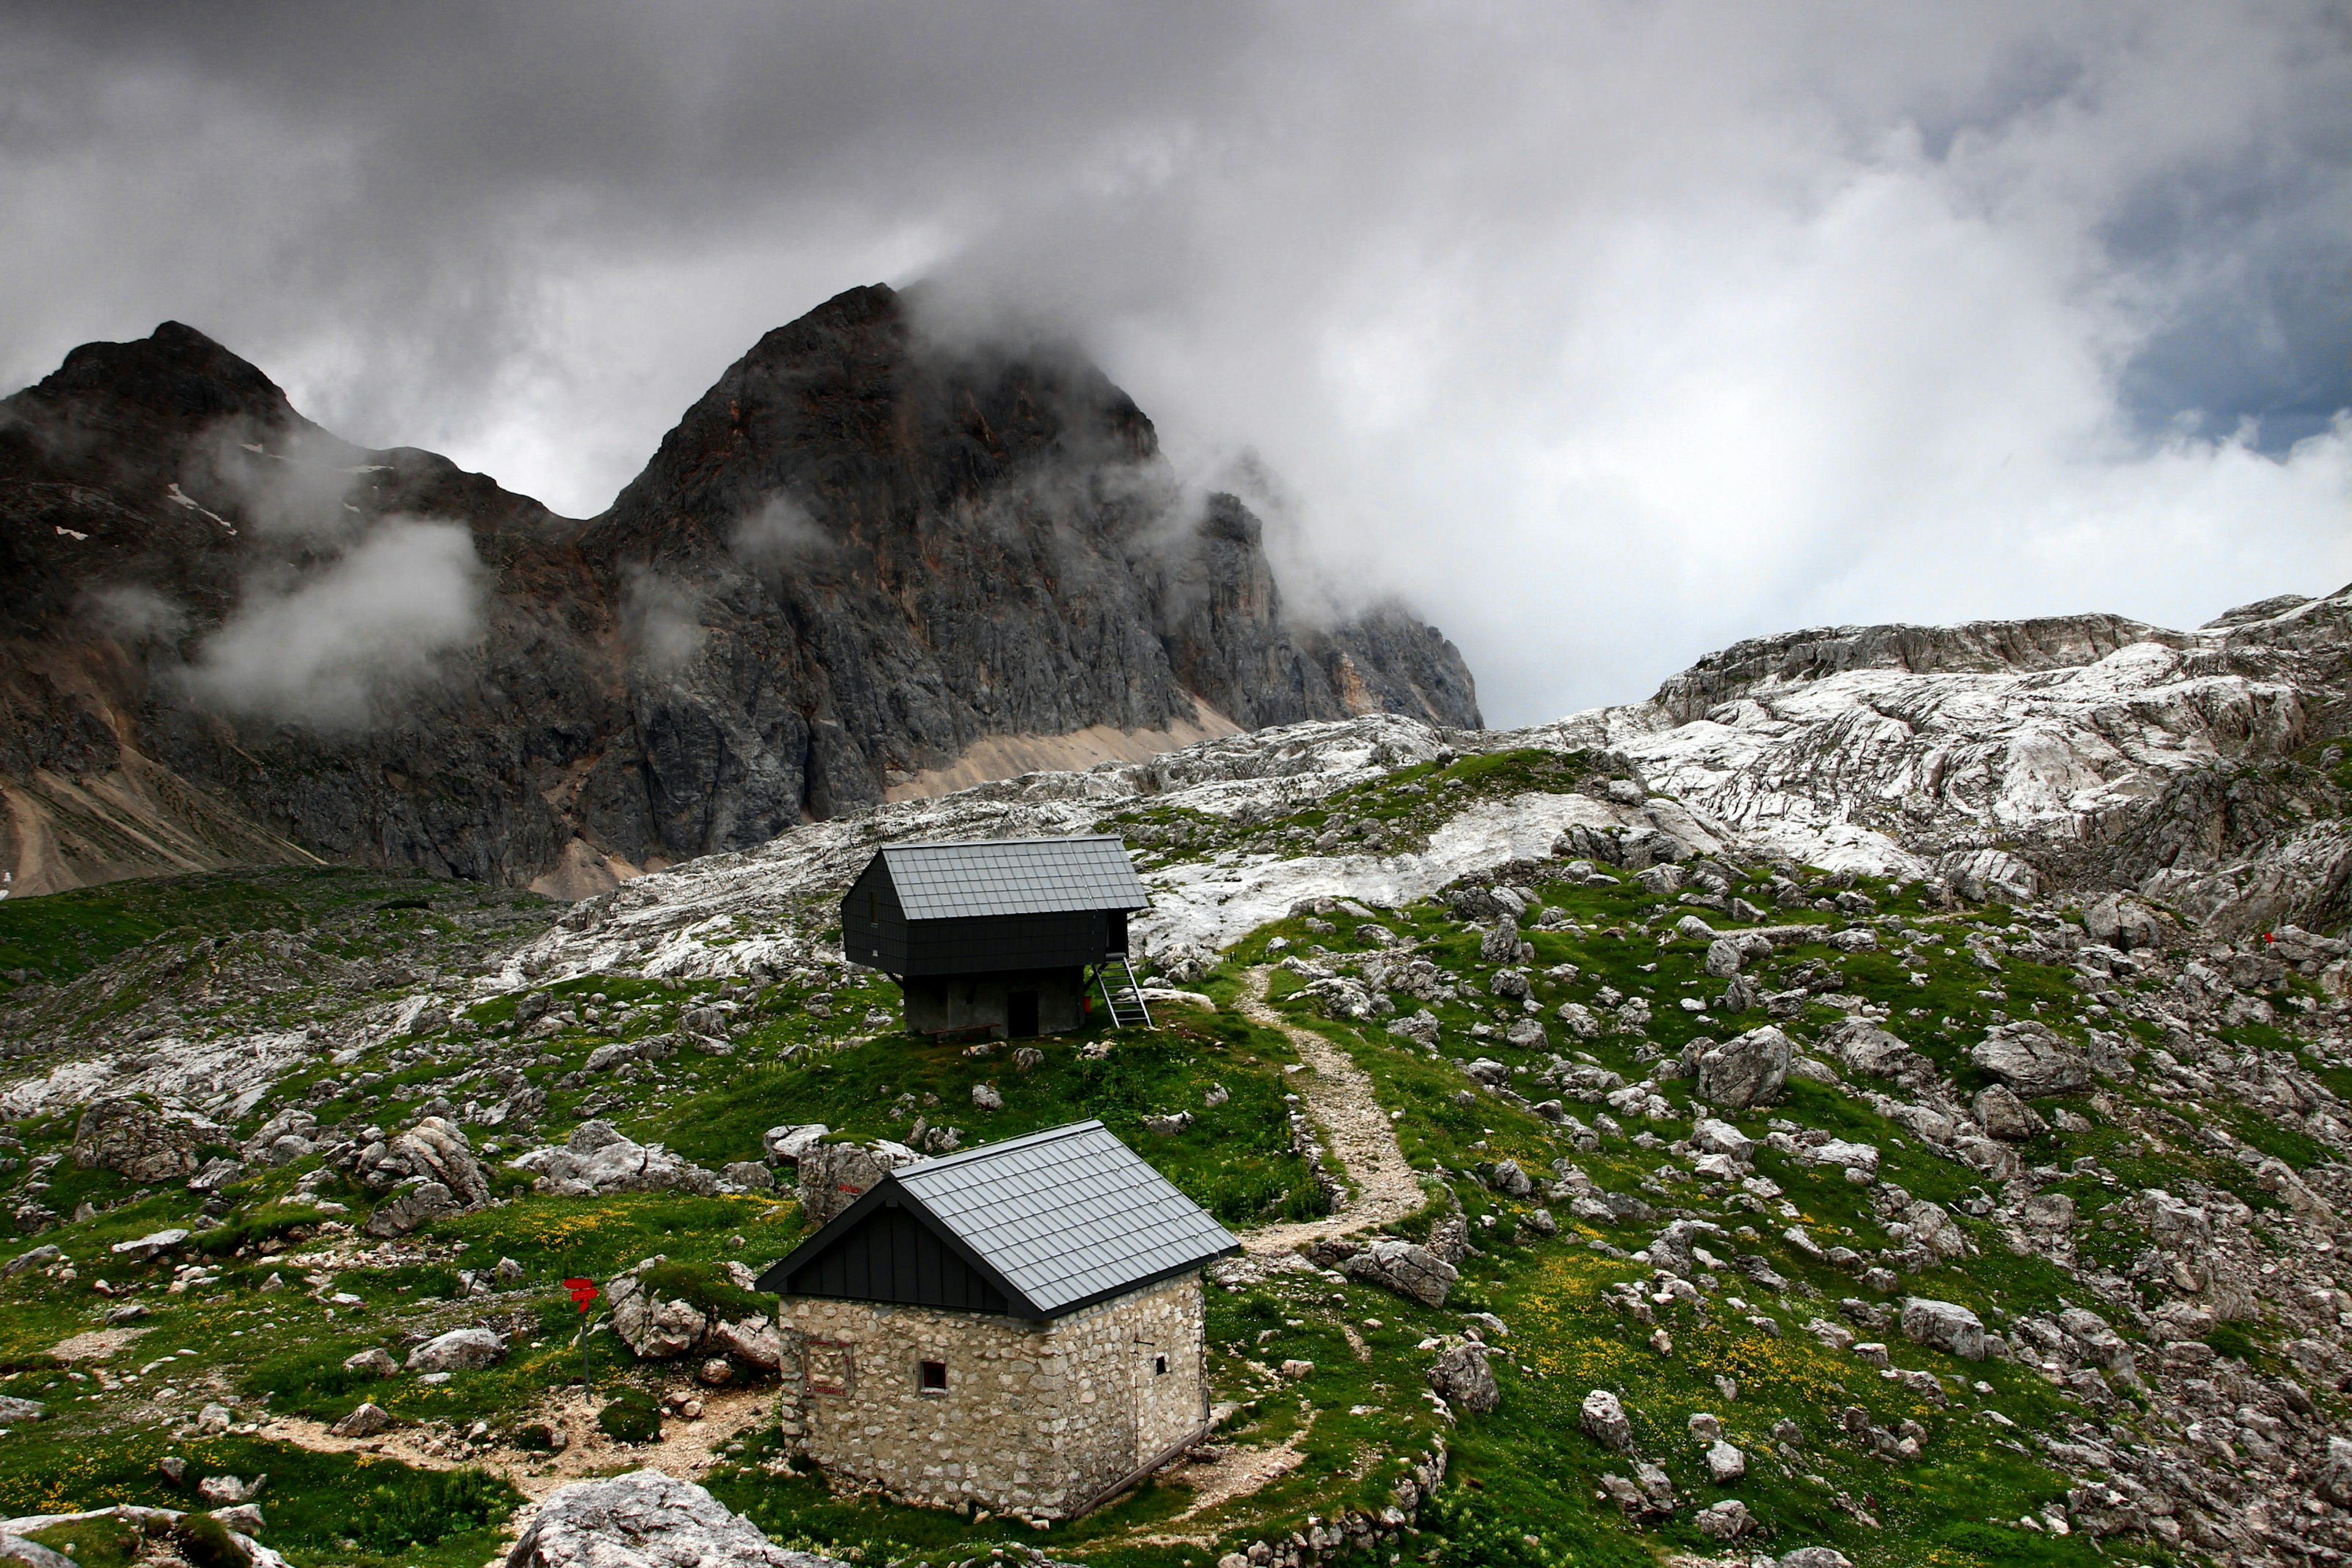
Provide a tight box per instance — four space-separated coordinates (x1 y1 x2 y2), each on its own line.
840 835 1152 1036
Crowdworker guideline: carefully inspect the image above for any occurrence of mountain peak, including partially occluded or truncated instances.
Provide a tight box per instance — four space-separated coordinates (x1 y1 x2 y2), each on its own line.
22 320 294 431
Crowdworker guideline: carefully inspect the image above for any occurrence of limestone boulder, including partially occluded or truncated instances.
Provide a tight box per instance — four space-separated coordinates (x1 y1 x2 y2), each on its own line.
762 1124 829 1164
1900 1297 1988 1361
1694 1499 1752 1540
796 1140 924 1227
1428 1341 1499 1412
72 1099 200 1183
1344 1239 1458 1307
1823 1020 1920 1080
1971 1085 2046 1140
1580 1388 1632 1449
505 1469 843 1568
511 1122 721 1200
1969 1022 2091 1096
331 1402 394 1438
407 1327 507 1373
1696 1027 1792 1110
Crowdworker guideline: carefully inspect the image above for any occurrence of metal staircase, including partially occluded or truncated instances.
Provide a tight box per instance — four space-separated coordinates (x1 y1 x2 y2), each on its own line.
1095 956 1153 1029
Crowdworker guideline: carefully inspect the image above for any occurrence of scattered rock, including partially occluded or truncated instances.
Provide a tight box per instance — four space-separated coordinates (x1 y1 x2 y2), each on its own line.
1970 1021 2091 1096
761 1125 829 1164
109 1228 191 1262
1581 1388 1632 1449
1971 1085 2046 1140
342 1348 399 1378
330 1403 393 1438
1428 1341 1499 1412
1694 1499 1752 1540
1899 1298 1988 1362
405 1327 506 1373
1695 1026 1792 1109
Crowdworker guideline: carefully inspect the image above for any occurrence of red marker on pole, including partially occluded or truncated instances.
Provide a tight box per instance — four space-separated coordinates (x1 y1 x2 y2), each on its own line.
565 1278 600 1396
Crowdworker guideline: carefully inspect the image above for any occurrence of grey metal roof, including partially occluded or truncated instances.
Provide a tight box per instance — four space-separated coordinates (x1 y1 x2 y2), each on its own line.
794 1120 1238 1317
875 835 1150 921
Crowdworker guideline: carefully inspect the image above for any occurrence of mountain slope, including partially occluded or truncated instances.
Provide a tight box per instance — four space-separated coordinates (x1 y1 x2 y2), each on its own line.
1 584 2348 1566
0 289 1479 899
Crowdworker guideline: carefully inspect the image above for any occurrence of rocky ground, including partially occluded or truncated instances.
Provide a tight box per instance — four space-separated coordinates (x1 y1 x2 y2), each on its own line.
1 590 2349 1568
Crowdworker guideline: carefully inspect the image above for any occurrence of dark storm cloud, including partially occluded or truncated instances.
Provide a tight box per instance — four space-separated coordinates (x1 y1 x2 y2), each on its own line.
2 1 2348 725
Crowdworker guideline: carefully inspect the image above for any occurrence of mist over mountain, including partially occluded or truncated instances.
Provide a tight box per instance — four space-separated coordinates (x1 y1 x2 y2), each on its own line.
0 285 1477 897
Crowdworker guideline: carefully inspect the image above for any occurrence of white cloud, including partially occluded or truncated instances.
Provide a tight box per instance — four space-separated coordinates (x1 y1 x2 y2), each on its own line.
182 518 484 729
3 2 2346 723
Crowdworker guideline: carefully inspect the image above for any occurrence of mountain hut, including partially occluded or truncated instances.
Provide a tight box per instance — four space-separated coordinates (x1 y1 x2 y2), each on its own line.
756 1119 1239 1520
840 835 1154 1036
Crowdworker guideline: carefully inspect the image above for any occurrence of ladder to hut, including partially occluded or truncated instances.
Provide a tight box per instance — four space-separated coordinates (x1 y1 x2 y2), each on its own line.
1095 956 1153 1029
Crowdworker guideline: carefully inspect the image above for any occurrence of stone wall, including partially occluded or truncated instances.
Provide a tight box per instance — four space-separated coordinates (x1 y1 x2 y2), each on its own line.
773 1272 1206 1519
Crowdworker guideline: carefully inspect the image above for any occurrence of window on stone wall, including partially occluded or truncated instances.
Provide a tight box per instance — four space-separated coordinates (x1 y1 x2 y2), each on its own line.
919 1359 948 1393
1154 1355 1169 1376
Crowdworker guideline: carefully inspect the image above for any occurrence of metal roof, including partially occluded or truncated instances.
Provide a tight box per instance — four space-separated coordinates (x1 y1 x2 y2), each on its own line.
872 835 1150 921
766 1120 1238 1317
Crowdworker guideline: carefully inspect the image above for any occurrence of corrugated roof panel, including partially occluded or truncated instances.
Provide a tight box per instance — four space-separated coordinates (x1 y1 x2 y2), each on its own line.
892 1120 1236 1314
873 836 1150 921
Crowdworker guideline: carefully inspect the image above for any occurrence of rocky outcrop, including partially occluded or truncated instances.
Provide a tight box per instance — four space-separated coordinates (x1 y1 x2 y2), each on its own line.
1 293 1477 897
602 1261 781 1374
71 1099 202 1183
510 1121 722 1198
1343 1238 1458 1307
505 1469 842 1568
353 1117 491 1237
794 1139 924 1227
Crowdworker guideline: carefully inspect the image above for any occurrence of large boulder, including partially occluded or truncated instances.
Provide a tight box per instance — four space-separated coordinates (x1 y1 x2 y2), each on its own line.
1823 1020 1921 1080
762 1124 829 1164
72 1100 200 1183
1969 1022 2091 1096
506 1469 842 1568
1695 1027 1792 1110
1344 1239 1458 1307
795 1141 924 1226
1428 1341 1499 1412
1899 1298 1988 1362
1971 1085 2045 1141
358 1118 492 1235
511 1123 721 1199
407 1327 507 1373
1580 1388 1632 1449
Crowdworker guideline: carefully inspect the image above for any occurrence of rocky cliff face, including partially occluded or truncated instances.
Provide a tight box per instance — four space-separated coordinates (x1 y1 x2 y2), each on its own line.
0 287 1479 896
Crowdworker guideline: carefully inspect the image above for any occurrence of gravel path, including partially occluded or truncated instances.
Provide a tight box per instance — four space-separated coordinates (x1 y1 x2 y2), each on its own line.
1233 967 1422 1256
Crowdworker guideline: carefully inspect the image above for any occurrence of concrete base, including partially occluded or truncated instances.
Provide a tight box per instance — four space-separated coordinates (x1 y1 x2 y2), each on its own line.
899 967 1088 1038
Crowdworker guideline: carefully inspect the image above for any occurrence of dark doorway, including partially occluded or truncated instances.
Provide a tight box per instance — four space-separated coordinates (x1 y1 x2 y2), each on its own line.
1007 990 1039 1038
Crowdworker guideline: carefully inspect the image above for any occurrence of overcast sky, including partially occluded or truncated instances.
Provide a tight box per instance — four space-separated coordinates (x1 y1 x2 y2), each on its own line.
4 1 2349 726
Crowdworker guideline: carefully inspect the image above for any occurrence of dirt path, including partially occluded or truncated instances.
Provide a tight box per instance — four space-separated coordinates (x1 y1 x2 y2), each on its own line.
260 1381 776 1505
1233 967 1422 1255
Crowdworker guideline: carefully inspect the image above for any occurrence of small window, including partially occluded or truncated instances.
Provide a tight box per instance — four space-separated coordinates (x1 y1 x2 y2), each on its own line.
919 1359 948 1392
1154 1355 1169 1376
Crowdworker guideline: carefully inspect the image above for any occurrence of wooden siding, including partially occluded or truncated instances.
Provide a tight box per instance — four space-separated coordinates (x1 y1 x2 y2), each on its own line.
782 1201 1013 1315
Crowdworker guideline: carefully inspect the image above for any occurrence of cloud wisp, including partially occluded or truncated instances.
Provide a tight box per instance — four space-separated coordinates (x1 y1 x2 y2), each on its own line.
181 518 486 729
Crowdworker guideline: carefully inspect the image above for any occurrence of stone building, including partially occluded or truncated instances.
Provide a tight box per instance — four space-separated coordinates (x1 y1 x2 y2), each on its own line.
758 1120 1239 1520
839 836 1155 1037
